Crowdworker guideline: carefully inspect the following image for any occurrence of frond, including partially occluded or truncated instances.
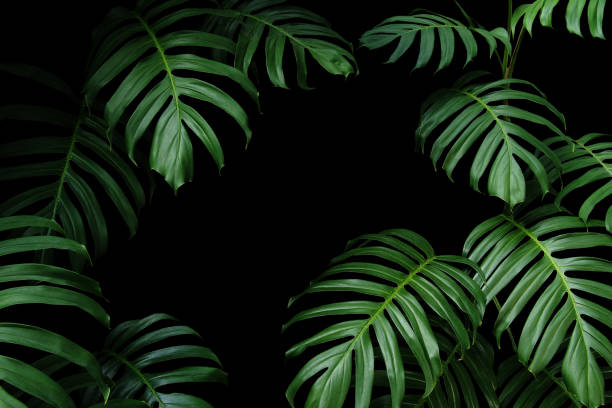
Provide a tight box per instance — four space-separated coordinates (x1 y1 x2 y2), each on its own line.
0 64 145 266
78 313 226 407
417 72 565 207
85 0 260 192
0 215 109 407
360 12 510 70
284 229 484 408
201 0 357 89
512 0 607 38
545 133 612 232
464 204 612 407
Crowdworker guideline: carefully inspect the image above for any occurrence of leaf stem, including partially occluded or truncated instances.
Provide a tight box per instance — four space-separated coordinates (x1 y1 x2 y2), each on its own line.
505 26 525 79
502 0 512 74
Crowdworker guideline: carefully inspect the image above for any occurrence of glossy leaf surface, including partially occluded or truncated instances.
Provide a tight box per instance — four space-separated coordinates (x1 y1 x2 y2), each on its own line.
285 229 484 408
85 0 259 192
465 205 612 407
203 0 357 88
546 133 612 232
417 73 565 207
0 216 109 405
361 12 509 70
512 0 607 38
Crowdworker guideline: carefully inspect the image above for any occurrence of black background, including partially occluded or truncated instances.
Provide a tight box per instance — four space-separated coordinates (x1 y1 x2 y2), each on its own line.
1 1 611 406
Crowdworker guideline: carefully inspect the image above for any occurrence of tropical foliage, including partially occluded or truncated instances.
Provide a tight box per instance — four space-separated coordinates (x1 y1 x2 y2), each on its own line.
0 0 355 405
284 1 612 407
284 229 485 408
1 0 612 407
511 0 607 38
85 0 355 191
78 314 226 407
546 133 612 232
360 12 509 69
0 64 144 267
416 72 565 207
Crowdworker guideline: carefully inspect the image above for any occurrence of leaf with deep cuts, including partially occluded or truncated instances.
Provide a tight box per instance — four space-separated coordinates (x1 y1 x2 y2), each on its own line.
361 12 510 70
465 204 612 407
512 0 607 38
285 229 484 408
0 65 145 266
417 72 565 207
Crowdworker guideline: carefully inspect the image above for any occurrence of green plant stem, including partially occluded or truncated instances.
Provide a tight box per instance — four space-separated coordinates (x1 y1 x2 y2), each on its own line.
502 0 527 80
505 26 525 79
502 0 513 74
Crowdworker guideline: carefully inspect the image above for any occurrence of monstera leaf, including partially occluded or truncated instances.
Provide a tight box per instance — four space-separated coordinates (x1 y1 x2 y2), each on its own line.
85 0 258 192
371 329 498 408
0 64 145 267
512 0 607 38
77 313 226 407
202 0 357 89
464 204 612 407
360 12 510 70
284 229 485 408
544 133 612 232
0 215 109 407
417 72 565 207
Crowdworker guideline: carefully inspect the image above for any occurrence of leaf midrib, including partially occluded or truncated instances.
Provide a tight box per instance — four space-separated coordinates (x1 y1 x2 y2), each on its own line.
501 215 589 381
573 139 612 179
459 89 514 201
379 23 468 37
224 9 320 54
106 350 165 407
541 367 582 407
135 13 183 165
49 116 82 221
322 257 436 388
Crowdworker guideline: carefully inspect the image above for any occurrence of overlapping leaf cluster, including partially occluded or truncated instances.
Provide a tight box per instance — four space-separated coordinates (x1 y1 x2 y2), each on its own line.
0 0 356 405
285 2 612 408
2 0 611 406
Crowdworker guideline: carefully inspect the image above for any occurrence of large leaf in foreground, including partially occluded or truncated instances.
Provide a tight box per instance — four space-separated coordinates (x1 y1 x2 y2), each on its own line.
417 72 565 207
284 229 484 408
465 204 612 407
